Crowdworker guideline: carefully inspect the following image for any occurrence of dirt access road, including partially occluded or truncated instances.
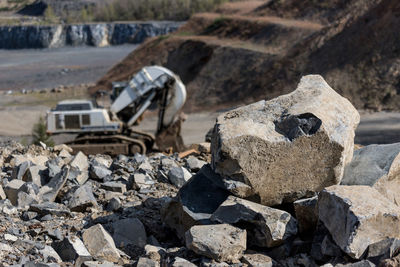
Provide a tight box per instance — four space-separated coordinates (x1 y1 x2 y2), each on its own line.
0 44 137 91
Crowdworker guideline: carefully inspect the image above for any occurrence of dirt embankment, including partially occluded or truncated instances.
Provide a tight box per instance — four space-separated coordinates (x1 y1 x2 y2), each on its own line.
92 0 400 112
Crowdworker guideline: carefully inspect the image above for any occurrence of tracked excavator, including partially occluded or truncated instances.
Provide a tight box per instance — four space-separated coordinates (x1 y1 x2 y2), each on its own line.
46 66 187 155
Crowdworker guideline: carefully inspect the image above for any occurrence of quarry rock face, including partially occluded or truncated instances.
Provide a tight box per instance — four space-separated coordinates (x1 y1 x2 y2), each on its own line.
0 22 182 49
212 75 360 205
341 143 400 204
319 185 400 259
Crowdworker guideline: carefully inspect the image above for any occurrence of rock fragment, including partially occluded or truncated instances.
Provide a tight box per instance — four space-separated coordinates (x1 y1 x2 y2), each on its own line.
70 151 89 185
112 218 147 248
23 165 47 186
185 156 206 172
212 75 360 205
38 167 69 202
172 257 197 267
185 224 246 262
52 236 92 264
136 257 160 267
66 183 98 212
366 238 400 265
341 143 400 204
319 185 400 259
168 166 192 188
211 196 297 247
162 165 230 239
4 179 25 205
101 182 126 193
83 224 120 263
241 252 274 267
293 196 318 235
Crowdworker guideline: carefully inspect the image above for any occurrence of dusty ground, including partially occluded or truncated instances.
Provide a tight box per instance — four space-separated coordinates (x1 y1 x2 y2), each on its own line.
0 90 399 147
0 45 137 91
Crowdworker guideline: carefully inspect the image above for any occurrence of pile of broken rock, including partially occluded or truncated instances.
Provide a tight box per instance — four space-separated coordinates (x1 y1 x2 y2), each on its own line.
1 75 400 267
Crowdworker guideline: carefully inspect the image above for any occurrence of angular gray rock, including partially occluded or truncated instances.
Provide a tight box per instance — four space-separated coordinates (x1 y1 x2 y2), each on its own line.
132 173 155 190
70 151 89 185
0 185 6 200
367 238 400 265
186 156 206 172
67 183 98 212
162 165 231 239
12 160 31 180
29 202 70 217
90 165 112 181
335 261 375 267
112 218 147 248
39 245 62 263
212 75 360 205
319 185 400 259
136 257 160 267
241 252 275 267
211 196 297 248
38 167 69 202
172 257 197 267
293 196 318 235
83 224 120 263
101 182 127 193
185 224 246 262
52 236 92 264
341 143 400 204
168 166 192 188
4 179 25 205
23 165 47 186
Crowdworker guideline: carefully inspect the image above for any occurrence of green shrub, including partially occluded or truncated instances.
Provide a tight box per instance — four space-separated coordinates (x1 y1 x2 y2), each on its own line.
32 116 54 147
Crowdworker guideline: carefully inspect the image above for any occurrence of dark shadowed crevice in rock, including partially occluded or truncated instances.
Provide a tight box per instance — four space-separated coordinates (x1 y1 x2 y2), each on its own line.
274 113 322 141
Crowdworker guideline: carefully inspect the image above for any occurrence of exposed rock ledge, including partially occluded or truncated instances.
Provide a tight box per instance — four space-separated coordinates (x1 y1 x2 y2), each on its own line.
0 21 183 49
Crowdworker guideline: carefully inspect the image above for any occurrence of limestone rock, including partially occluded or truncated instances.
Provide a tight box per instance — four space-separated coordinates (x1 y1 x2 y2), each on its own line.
241 252 274 267
341 143 400 205
52 236 92 264
101 182 126 193
185 224 246 262
172 257 197 267
367 238 400 265
67 183 98 212
70 151 89 185
0 185 6 200
168 166 192 188
23 165 47 186
132 173 155 190
319 185 400 259
4 179 25 205
38 167 69 203
112 218 147 248
162 165 231 239
186 156 206 172
212 75 360 205
211 196 297 248
83 224 120 263
293 196 318 235
136 257 160 267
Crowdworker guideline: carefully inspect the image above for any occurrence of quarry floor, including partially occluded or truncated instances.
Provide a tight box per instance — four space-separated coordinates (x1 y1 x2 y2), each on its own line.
0 45 399 146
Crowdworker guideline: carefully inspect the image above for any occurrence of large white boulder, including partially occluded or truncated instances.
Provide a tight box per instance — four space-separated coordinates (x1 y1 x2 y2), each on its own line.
212 75 360 205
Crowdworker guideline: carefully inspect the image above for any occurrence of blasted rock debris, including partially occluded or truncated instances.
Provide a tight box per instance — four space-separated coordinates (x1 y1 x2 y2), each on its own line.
341 143 400 204
1 75 400 266
212 75 360 206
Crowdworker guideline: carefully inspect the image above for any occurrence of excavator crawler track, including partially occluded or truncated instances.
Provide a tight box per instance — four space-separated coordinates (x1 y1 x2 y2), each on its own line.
66 133 151 155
